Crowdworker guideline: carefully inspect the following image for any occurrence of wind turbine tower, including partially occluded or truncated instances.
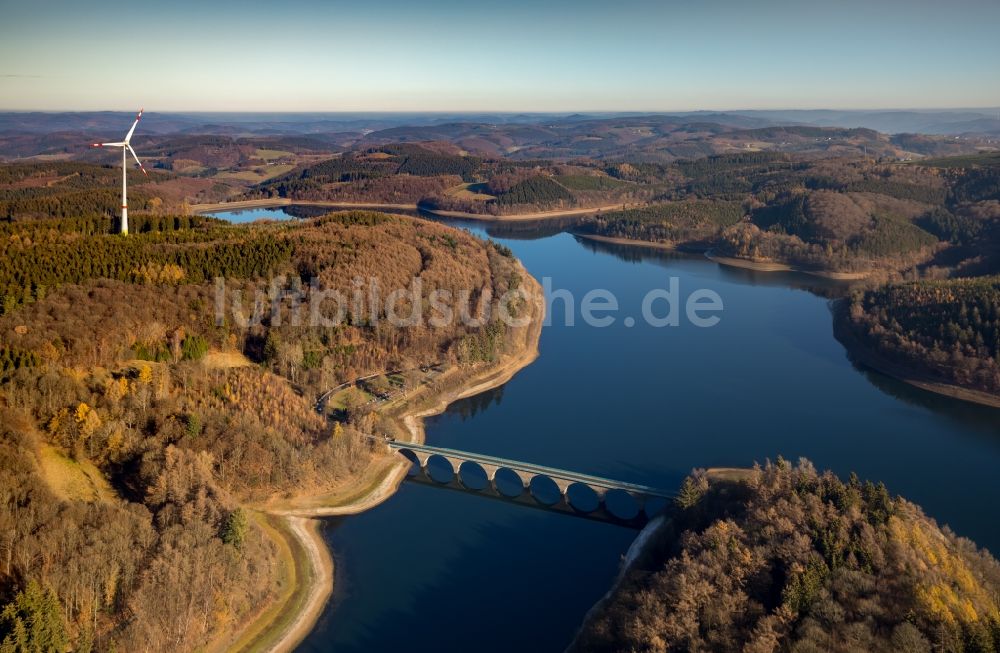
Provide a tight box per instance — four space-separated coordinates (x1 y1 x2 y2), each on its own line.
91 109 146 234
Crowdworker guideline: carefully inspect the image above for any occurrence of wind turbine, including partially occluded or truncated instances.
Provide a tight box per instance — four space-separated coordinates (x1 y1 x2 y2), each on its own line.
92 109 146 234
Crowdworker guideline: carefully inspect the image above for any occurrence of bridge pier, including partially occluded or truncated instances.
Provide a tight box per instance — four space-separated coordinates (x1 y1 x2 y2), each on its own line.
593 486 609 515
444 456 465 487
631 493 647 517
478 463 500 494
513 469 533 493
551 478 572 510
412 451 431 478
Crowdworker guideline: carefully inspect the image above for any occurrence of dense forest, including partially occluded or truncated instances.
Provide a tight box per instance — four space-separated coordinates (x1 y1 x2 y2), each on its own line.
242 145 476 203
0 161 224 220
0 208 532 651
577 200 743 245
568 150 1000 276
842 276 1000 394
573 460 1000 653
0 162 164 220
245 144 645 215
0 215 290 314
823 155 1000 399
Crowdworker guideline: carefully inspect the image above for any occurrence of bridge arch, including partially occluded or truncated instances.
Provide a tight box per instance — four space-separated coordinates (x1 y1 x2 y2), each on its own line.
493 467 526 498
397 448 421 476
566 482 601 514
605 489 642 521
528 475 561 506
458 461 489 491
425 454 455 484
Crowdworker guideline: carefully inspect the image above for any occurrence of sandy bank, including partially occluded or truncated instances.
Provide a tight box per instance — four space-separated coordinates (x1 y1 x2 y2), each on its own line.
572 232 679 251
705 250 870 280
422 203 623 222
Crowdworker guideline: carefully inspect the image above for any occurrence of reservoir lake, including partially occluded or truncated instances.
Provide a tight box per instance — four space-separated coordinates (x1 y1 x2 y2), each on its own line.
209 206 1000 652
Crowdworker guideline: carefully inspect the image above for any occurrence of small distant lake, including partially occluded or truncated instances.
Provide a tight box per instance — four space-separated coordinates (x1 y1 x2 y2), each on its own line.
208 206 299 223
207 204 426 223
207 204 339 223
207 205 1000 653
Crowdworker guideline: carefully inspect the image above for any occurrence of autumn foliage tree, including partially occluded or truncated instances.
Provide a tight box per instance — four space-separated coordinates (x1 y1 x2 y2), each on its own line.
573 459 1000 653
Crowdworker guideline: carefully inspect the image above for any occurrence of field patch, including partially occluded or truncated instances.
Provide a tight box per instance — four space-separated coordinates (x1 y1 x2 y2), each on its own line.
203 350 253 369
255 148 293 160
444 182 495 201
38 445 116 504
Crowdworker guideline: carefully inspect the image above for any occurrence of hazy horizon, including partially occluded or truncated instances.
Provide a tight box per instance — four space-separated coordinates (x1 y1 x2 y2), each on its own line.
2 0 999 112
1 107 999 114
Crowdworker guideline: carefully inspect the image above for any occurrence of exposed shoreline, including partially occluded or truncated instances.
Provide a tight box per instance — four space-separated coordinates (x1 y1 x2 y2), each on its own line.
422 203 623 222
566 514 668 651
705 250 871 280
572 232 680 251
190 197 623 222
223 269 546 653
832 299 1000 409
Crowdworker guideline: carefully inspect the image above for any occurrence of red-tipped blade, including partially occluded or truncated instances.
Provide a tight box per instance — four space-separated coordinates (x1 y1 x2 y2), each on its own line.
127 143 146 175
125 108 144 142
91 143 103 148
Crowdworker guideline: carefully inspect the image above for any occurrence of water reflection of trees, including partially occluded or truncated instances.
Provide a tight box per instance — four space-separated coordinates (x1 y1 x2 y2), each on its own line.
446 384 506 422
573 235 851 300
847 358 1000 436
416 211 585 241
285 205 426 219
483 217 586 240
283 205 337 219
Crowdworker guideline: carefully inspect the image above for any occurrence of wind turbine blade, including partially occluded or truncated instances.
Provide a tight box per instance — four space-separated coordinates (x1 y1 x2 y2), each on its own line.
124 108 143 142
99 142 126 147
127 143 147 176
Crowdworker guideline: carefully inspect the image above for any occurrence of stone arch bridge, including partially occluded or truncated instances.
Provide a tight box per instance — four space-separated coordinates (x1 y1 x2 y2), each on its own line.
384 440 674 527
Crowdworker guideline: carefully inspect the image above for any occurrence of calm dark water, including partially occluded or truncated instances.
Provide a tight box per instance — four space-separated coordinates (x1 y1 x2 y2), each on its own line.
211 208 1000 653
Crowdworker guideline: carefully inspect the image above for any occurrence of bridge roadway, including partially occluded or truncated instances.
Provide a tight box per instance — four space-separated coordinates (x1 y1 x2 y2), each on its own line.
383 439 675 525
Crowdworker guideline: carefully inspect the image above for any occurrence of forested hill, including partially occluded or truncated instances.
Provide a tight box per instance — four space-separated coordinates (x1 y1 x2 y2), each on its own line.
566 151 999 278
842 276 1000 395
0 210 532 651
0 161 222 219
572 460 1000 653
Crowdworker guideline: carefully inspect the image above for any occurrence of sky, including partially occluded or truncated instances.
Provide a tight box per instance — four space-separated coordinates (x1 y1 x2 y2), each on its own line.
1 0 998 112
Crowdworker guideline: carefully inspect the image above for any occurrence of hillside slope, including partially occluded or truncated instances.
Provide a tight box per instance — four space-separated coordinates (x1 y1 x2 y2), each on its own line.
572 460 1000 653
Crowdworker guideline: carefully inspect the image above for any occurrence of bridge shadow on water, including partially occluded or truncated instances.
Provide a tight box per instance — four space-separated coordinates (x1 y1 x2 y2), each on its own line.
403 471 658 530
